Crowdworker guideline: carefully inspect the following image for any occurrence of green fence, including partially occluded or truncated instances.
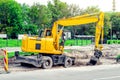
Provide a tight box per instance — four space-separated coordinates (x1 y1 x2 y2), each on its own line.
0 39 92 47
107 40 120 44
65 39 92 46
1 39 119 48
0 39 22 48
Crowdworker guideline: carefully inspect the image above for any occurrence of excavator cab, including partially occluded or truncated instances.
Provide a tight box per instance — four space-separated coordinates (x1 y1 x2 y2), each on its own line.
21 27 62 55
38 29 51 38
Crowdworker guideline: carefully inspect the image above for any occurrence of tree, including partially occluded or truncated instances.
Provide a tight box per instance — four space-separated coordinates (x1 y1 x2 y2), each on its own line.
67 4 82 17
104 12 112 39
110 12 120 39
72 6 100 36
0 0 23 38
81 6 100 14
20 4 37 34
29 3 52 29
48 0 69 23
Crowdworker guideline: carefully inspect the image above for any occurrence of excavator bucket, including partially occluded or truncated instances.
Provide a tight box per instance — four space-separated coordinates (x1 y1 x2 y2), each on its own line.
87 50 102 65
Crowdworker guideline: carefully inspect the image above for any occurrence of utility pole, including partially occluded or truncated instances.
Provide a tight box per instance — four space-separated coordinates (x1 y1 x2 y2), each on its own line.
111 0 116 42
112 0 116 12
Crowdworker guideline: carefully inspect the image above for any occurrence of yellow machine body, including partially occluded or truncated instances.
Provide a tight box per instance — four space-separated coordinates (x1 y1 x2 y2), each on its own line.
21 12 104 55
22 35 62 54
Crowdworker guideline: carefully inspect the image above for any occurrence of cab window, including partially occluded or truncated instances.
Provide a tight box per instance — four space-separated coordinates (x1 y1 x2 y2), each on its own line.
46 30 51 36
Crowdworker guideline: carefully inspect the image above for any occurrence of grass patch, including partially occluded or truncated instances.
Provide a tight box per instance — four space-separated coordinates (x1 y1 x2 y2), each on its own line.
64 50 72 53
0 52 16 59
0 56 4 59
0 52 36 59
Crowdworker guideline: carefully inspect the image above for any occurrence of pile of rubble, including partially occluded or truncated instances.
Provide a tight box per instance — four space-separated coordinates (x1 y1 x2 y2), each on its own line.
64 44 120 66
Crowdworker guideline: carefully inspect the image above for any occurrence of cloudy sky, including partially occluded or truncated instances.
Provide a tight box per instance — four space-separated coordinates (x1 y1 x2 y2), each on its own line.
15 0 120 12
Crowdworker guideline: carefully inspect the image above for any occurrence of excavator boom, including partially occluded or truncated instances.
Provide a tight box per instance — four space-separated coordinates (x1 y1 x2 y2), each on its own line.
52 12 104 52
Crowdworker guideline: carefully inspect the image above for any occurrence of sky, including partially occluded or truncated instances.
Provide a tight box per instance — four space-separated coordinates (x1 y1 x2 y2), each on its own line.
15 0 120 12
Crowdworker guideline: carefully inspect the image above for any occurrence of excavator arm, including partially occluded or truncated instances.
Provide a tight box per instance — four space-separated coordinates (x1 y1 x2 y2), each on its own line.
52 12 104 53
51 12 104 65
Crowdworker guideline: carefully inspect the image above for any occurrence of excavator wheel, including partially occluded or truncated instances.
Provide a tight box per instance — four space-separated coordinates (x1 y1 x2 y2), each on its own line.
21 63 26 66
64 57 73 68
42 56 53 69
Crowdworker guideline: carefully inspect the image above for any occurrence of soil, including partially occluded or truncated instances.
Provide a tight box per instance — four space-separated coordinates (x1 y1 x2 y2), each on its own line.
64 44 120 66
0 44 120 72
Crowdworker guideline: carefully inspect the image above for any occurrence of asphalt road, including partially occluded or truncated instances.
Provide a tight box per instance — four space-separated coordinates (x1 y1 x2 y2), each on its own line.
1 64 120 80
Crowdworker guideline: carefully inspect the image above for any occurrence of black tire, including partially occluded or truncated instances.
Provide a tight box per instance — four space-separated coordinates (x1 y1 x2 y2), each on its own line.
64 57 72 68
42 56 53 69
21 63 27 66
116 58 120 62
15 51 19 57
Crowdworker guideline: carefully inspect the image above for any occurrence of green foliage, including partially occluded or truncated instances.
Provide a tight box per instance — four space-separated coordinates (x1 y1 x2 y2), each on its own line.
81 6 100 14
29 3 52 28
0 0 23 38
67 4 82 17
104 12 111 38
70 6 100 36
110 12 120 39
117 54 120 59
0 0 119 40
0 51 37 59
81 6 100 35
24 24 38 34
48 0 69 22
63 4 82 37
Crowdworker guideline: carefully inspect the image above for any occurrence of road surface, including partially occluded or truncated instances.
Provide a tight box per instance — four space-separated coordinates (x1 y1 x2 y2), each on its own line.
1 64 120 80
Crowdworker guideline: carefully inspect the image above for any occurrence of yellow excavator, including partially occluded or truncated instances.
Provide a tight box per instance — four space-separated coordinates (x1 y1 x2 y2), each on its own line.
15 12 104 69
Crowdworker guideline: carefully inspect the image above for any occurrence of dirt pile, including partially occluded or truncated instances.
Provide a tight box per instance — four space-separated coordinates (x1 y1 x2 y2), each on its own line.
64 44 120 66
